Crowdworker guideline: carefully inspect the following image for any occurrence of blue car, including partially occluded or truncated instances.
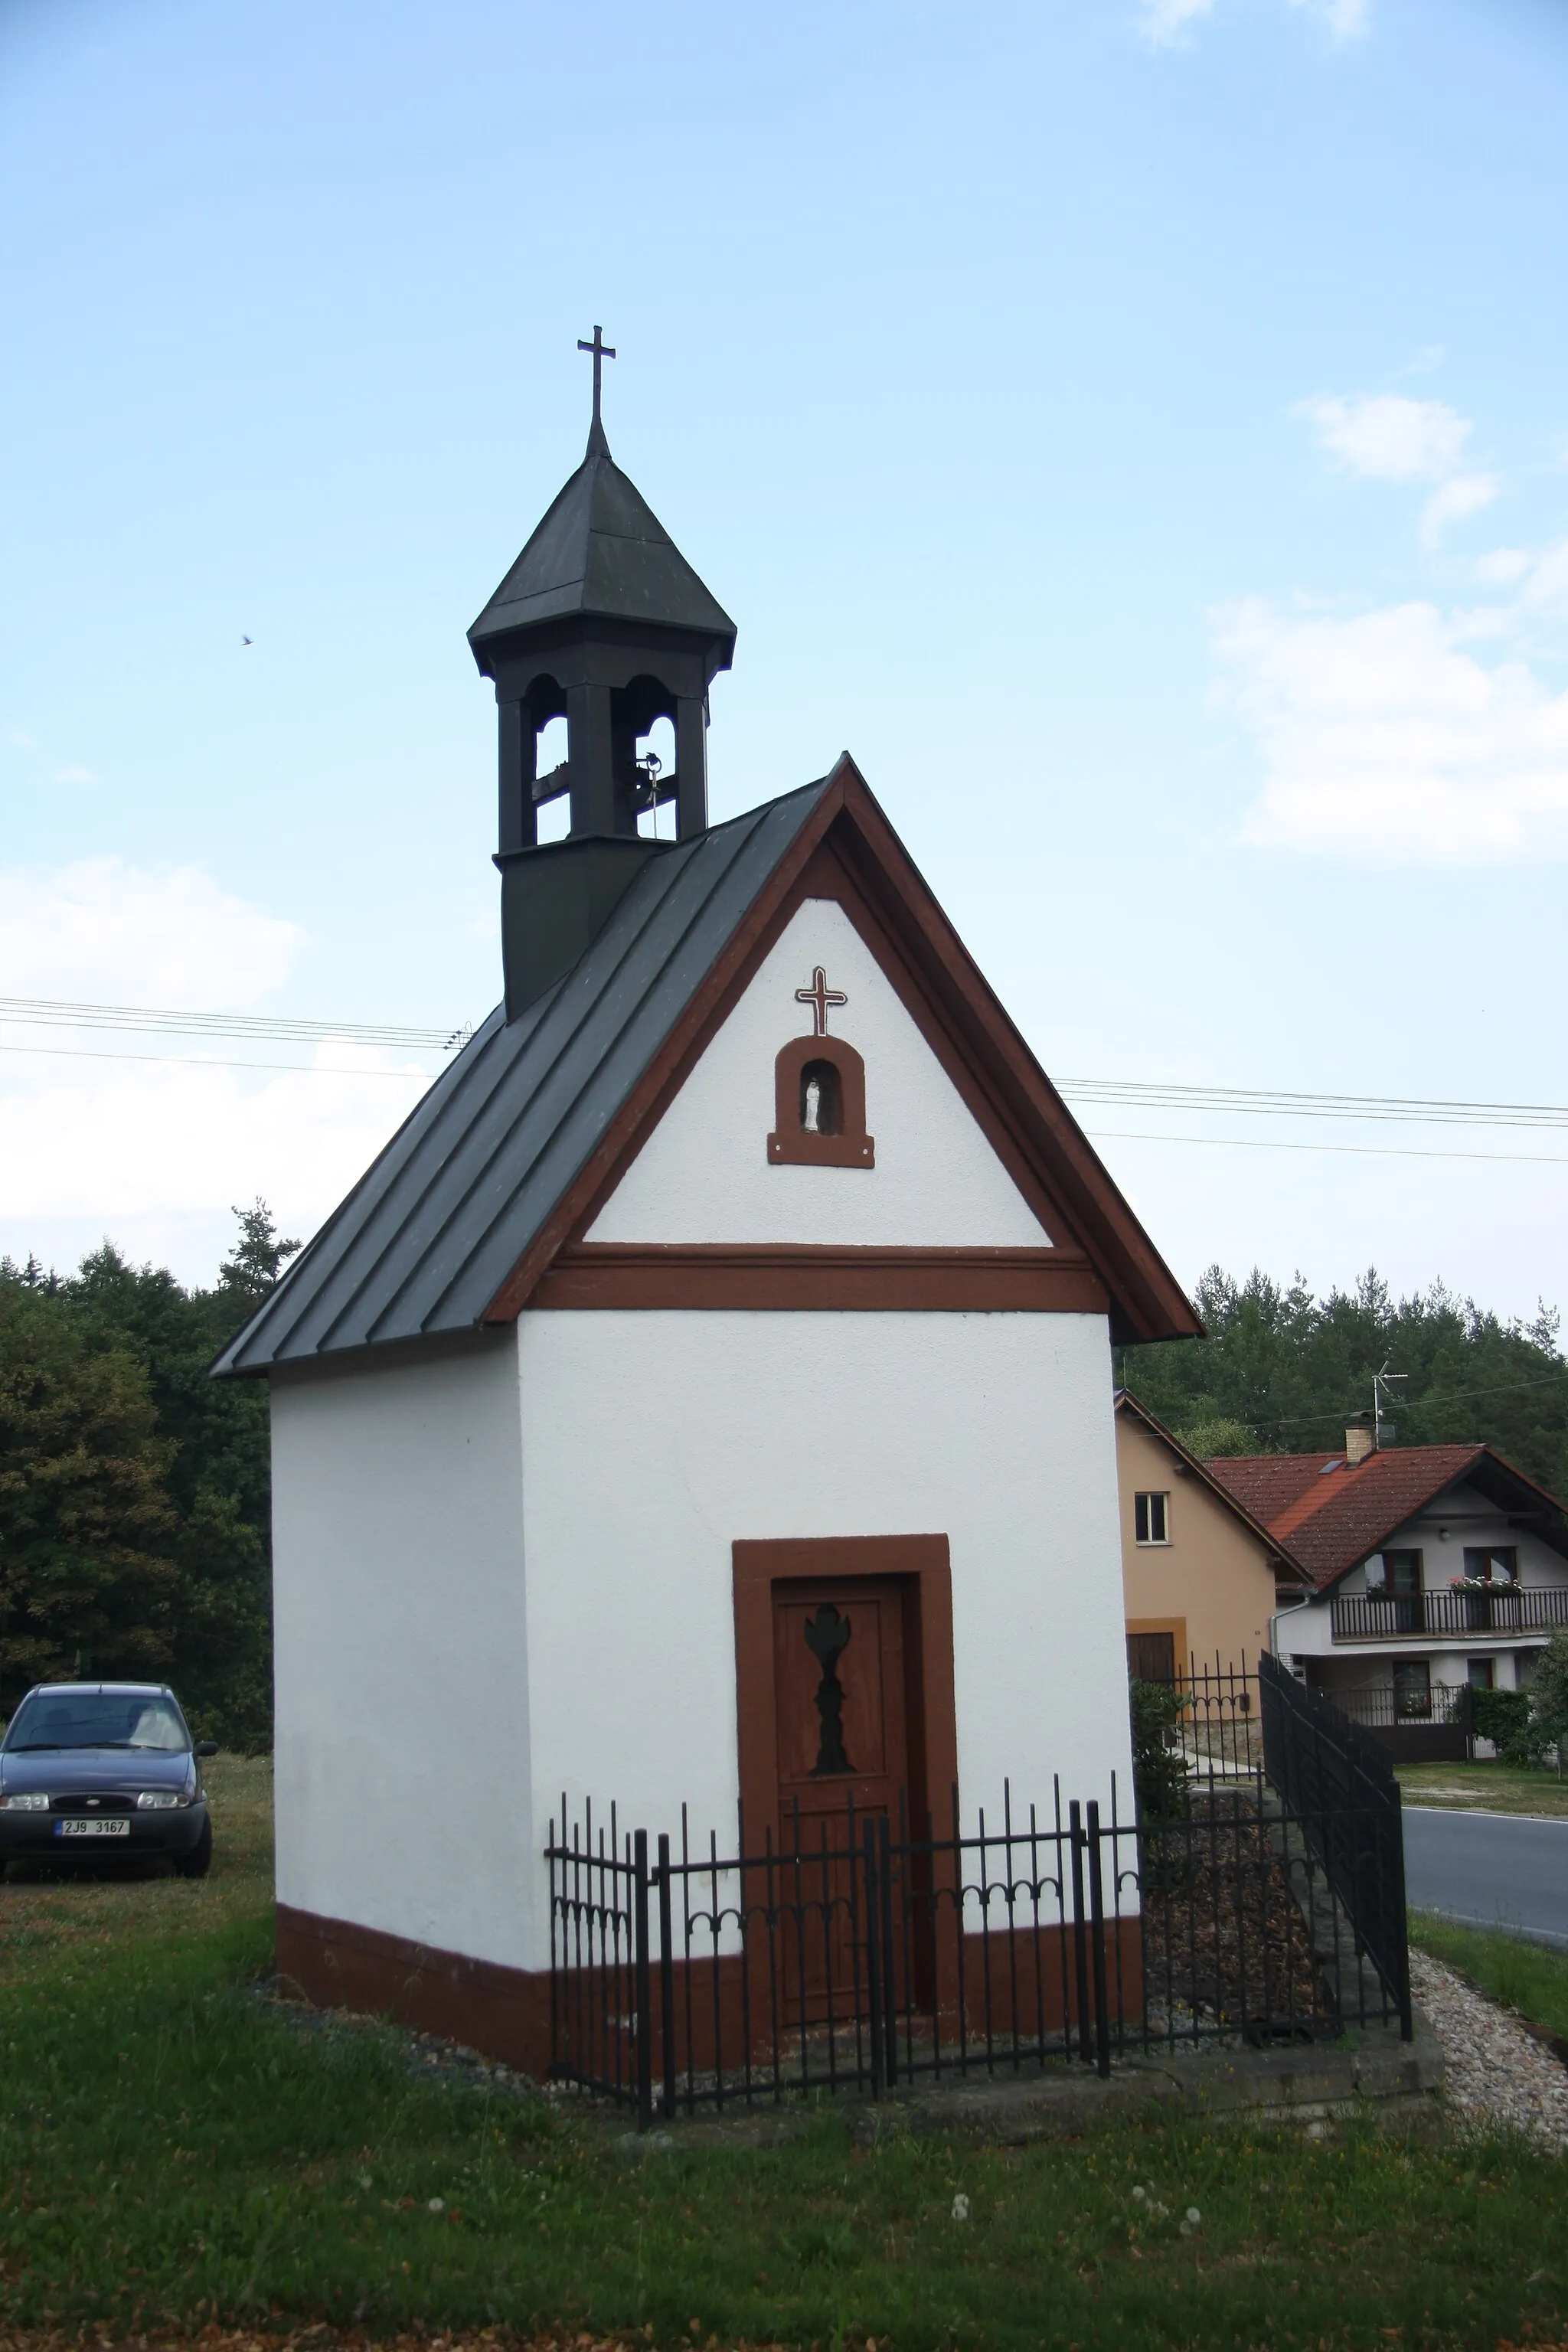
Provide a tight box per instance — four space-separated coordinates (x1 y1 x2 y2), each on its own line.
0 1682 216 1877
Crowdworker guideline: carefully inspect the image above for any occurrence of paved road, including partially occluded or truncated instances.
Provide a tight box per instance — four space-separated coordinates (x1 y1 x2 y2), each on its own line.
1403 1806 1568 1949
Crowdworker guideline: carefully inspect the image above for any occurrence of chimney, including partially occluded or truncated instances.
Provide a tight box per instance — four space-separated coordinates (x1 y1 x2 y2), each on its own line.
1344 1426 1374 1467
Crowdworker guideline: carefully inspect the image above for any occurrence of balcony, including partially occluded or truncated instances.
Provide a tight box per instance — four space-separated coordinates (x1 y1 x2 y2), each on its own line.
1331 1586 1568 1644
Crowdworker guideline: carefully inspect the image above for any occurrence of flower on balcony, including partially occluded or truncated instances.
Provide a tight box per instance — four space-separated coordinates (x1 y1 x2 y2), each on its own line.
1449 1576 1491 1594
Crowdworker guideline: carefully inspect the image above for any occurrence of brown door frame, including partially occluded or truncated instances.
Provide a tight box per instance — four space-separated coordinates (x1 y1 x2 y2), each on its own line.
731 1534 958 1846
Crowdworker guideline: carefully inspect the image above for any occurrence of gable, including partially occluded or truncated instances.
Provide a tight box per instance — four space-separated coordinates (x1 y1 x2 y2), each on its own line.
586 898 1051 1249
215 760 1199 1372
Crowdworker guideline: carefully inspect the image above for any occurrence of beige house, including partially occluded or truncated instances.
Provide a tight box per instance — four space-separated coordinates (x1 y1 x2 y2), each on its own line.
1115 1391 1291 1679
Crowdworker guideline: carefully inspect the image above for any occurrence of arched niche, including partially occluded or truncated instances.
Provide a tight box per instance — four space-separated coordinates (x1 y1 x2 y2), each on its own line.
768 1035 874 1169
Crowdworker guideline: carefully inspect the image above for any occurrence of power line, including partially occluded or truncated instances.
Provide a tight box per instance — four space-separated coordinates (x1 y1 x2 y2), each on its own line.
0 995 466 1051
1 999 1564 1129
1082 1127 1568 1168
0 1040 429 1080
1061 1077 1568 1132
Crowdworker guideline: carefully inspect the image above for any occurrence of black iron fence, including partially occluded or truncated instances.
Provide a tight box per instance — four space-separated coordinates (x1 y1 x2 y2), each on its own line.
1330 1585 1568 1642
547 1674 1412 2121
1257 1653 1412 2039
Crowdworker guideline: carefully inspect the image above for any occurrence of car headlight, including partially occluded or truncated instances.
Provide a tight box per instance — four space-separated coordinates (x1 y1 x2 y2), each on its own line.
136 1791 185 1811
0 1792 51 1811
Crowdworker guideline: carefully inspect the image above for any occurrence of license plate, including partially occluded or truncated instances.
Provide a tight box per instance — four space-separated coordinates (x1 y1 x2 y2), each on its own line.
54 1818 130 1839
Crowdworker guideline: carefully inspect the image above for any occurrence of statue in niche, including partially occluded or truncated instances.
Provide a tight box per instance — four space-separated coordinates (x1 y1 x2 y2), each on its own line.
803 1603 853 1775
799 1057 842 1137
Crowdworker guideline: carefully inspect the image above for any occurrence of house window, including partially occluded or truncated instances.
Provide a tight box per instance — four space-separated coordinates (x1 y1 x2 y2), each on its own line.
1467 1658 1494 1691
1463 1546 1517 1586
1393 1659 1432 1720
1135 1492 1170 1546
1367 1549 1422 1596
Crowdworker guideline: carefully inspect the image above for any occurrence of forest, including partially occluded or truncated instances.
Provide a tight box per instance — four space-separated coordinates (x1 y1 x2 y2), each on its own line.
1116 1264 1568 1499
4 1227 1568 1748
0 1204 297 1747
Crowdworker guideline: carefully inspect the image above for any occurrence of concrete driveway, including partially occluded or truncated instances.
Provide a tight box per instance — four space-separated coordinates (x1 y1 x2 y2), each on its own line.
1403 1806 1568 1949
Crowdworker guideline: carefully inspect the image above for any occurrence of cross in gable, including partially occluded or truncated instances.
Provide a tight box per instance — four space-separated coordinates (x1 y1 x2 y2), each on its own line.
794 966 848 1037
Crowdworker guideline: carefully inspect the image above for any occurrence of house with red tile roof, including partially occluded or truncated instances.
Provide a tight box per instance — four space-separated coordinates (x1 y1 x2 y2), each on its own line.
1114 1392 1290 1681
1204 1429 1568 1750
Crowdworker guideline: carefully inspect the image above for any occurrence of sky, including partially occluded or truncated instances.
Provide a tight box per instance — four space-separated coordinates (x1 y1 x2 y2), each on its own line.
3 0 1567 1325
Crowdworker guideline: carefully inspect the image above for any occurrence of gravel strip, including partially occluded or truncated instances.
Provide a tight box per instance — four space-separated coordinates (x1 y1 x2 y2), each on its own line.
1409 1946 1568 2147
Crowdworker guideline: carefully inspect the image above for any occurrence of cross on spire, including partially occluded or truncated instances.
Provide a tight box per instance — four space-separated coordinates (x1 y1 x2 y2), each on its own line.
794 966 848 1037
577 325 616 443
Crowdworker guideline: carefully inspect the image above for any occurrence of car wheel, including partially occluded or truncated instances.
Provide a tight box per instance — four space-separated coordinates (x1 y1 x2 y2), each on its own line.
175 1819 213 1880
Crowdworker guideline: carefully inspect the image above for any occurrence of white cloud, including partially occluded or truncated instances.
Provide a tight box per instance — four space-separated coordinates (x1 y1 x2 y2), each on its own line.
1288 0 1368 38
0 858 304 1005
0 1044 431 1283
1419 472 1499 547
1137 0 1217 44
1139 0 1367 44
1298 394 1471 482
0 858 368 1282
1219 597 1568 863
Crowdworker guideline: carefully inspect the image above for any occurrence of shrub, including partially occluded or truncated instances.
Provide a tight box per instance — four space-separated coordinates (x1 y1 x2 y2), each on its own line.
1470 1685 1547 1766
1129 1677 1191 1820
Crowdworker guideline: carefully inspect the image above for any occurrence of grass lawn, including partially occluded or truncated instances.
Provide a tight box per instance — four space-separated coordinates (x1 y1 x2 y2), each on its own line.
1410 1910 1568 2044
4 1761 1568 2349
1396 1759 1568 1818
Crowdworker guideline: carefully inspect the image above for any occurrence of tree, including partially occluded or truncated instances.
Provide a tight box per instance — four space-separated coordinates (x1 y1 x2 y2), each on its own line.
218 1200 301 1308
0 1203 295 1748
1528 1629 1568 1771
0 1282 181 1694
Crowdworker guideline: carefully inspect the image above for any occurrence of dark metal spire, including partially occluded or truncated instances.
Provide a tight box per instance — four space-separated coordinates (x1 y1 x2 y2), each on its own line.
577 324 616 456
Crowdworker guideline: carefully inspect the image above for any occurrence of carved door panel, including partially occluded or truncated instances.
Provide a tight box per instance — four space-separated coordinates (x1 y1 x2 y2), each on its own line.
770 1577 910 2019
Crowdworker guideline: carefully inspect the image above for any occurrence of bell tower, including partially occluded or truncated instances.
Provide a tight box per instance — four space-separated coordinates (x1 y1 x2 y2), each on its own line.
469 330 737 1018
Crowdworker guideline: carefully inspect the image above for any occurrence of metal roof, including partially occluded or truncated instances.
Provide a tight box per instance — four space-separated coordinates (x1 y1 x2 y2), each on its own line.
214 779 829 1375
468 427 737 650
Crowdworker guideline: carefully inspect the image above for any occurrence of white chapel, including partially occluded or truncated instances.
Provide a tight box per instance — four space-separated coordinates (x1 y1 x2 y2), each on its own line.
216 364 1198 2069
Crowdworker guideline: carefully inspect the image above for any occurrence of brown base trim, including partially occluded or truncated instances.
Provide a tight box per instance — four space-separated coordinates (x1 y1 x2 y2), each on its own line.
535 1243 1109 1312
275 1903 552 2076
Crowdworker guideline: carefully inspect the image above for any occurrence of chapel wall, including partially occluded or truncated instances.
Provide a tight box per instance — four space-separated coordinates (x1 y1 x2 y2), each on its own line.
268 1334 536 1974
514 1304 1132 1974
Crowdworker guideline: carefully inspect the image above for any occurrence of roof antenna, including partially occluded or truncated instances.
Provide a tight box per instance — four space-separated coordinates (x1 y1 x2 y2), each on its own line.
1374 1361 1406 1452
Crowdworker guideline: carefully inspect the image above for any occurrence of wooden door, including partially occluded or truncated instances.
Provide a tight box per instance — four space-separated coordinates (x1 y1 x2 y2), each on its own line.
1127 1629 1178 1684
771 1576 910 2019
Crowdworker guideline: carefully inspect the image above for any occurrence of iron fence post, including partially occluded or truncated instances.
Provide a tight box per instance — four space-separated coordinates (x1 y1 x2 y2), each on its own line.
1068 1800 1092 2064
633 1828 652 2132
878 1813 898 2089
1390 1782 1413 2041
864 1817 885 2099
657 1831 677 2118
1086 1800 1111 2080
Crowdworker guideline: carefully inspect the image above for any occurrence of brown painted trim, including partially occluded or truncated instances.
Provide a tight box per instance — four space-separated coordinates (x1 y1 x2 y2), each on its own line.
481 758 1198 1341
813 797 1200 1344
768 1034 874 1168
533 1243 1111 1313
275 1902 552 2076
731 1534 959 1848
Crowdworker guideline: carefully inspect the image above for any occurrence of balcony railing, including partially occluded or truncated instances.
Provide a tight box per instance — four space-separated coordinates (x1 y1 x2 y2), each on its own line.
1331 1585 1568 1643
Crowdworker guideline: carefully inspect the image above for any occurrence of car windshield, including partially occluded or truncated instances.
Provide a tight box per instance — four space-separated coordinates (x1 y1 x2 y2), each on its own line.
3 1692 189 1753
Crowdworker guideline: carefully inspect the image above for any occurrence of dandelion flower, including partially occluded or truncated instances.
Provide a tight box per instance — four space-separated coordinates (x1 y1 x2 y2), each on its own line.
952 2193 971 2222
